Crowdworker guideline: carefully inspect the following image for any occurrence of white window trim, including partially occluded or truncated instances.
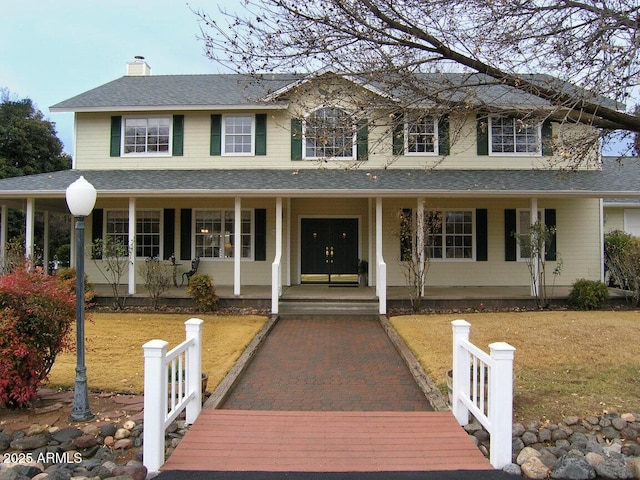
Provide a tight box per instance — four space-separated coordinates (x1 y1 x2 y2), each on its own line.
515 208 545 262
193 208 255 261
104 209 163 259
121 116 172 157
404 115 439 156
488 116 542 157
302 107 357 161
222 115 255 156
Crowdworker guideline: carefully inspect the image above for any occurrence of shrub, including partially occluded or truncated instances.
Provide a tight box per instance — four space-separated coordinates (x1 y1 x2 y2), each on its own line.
57 267 95 303
139 257 173 310
186 273 219 312
604 230 640 305
569 279 610 310
0 267 76 408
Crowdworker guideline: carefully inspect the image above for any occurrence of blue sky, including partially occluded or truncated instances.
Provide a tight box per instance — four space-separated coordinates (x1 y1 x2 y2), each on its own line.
1 0 229 154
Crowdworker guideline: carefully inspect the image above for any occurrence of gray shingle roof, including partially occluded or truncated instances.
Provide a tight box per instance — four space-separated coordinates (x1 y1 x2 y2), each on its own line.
1 158 638 198
51 72 615 112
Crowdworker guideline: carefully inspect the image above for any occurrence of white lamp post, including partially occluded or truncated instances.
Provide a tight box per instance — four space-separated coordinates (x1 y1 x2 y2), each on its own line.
65 176 97 422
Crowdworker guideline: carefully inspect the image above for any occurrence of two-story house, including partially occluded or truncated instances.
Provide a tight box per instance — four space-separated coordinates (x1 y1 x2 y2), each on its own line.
1 58 637 313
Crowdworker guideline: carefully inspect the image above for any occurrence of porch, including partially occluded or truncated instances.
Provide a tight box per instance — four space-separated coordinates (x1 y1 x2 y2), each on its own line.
91 283 576 311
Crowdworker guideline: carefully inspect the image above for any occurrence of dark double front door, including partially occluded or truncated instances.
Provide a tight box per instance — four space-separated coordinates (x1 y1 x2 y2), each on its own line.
300 218 359 284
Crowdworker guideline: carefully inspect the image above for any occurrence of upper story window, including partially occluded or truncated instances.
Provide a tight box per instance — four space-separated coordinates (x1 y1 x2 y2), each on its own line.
489 116 541 155
304 107 355 160
223 115 254 155
123 117 171 155
406 115 438 155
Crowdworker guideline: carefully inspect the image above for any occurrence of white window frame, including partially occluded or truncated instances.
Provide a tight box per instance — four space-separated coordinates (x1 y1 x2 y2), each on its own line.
405 115 439 156
222 115 255 156
104 209 163 259
122 117 172 157
303 107 356 161
489 116 542 156
193 209 254 260
516 209 545 261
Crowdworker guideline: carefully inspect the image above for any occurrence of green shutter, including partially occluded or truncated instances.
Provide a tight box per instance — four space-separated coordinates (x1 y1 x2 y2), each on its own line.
180 209 192 261
291 118 303 160
255 114 267 155
210 114 222 156
172 115 184 156
477 114 489 156
438 115 450 156
476 209 488 261
505 209 517 261
392 114 404 156
357 118 368 161
110 116 121 157
91 209 104 259
254 209 267 261
541 120 553 156
545 209 557 260
163 209 175 260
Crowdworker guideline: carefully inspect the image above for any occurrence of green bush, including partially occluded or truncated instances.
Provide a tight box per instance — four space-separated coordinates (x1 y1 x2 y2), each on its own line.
569 279 609 310
186 273 219 312
604 230 640 305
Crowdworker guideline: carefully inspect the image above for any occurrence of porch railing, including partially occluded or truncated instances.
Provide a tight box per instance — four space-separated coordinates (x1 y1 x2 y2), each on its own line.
142 318 204 473
451 319 515 469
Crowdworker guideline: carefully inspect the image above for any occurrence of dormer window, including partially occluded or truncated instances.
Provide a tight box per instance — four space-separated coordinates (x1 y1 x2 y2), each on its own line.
123 117 171 155
304 108 355 160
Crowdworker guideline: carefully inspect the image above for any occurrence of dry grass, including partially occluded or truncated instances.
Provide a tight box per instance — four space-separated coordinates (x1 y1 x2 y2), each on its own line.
46 313 267 394
390 311 640 422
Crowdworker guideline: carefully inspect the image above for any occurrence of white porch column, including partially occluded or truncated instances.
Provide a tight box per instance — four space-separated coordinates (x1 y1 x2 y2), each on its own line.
375 197 387 314
286 198 291 286
128 197 136 295
368 198 373 284
599 198 605 283
25 198 35 260
234 197 241 296
1 205 7 267
43 211 50 274
417 198 425 297
530 197 538 297
271 197 283 314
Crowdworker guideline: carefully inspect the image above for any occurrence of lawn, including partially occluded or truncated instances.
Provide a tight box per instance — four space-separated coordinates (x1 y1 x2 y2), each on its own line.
390 310 640 422
46 313 267 394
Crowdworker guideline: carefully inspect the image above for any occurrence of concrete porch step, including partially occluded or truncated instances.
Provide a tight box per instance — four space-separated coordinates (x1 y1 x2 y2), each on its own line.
278 299 379 317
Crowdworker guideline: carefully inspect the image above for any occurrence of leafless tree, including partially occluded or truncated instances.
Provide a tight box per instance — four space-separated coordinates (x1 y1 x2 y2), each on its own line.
196 0 640 165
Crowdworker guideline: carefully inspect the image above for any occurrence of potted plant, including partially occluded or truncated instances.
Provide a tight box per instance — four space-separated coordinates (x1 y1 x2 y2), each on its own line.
358 259 368 286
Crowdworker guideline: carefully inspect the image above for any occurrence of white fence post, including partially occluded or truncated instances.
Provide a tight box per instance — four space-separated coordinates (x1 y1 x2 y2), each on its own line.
489 342 516 469
142 339 169 474
451 319 471 426
185 318 203 424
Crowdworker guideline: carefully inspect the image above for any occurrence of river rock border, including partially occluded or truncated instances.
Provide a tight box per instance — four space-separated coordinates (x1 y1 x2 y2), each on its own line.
467 412 640 479
0 415 189 480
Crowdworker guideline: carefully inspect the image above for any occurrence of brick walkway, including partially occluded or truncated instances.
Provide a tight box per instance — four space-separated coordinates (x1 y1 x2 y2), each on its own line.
220 317 432 411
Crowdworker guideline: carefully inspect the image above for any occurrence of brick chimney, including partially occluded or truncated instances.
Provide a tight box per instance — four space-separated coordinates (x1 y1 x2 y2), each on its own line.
126 56 152 76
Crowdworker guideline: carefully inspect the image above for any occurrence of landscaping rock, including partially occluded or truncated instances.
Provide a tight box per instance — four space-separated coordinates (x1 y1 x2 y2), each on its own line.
517 446 541 465
551 454 596 480
51 428 82 444
594 457 634 479
9 434 49 451
521 456 550 479
503 463 522 476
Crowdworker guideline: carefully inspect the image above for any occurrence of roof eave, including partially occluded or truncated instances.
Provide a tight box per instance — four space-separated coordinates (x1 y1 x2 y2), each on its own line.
50 103 290 113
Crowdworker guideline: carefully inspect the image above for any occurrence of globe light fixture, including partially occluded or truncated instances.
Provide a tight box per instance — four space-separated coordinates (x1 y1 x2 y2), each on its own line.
65 176 97 422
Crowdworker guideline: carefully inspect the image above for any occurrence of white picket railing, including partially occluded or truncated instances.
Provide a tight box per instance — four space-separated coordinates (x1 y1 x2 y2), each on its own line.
142 318 204 474
451 319 515 469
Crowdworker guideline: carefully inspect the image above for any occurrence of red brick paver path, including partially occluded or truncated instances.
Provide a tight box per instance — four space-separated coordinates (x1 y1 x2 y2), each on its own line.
220 317 432 411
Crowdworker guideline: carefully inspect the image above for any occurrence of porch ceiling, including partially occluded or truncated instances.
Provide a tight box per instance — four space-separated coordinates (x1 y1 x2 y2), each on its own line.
0 157 638 199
